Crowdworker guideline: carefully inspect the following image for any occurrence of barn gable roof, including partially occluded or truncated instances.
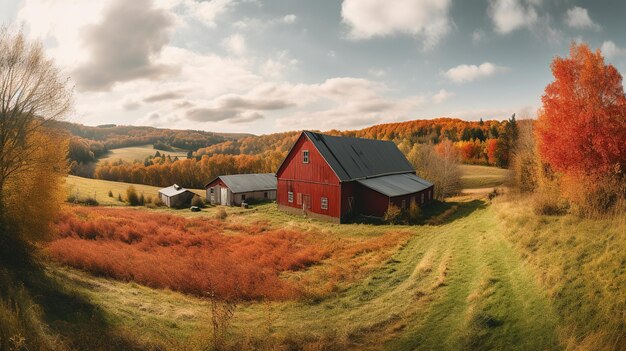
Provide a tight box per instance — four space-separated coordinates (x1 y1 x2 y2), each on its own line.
206 173 276 193
357 173 433 197
159 184 195 197
302 131 415 181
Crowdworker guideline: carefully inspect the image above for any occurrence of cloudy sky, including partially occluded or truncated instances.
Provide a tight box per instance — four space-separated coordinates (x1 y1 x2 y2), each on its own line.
2 0 625 134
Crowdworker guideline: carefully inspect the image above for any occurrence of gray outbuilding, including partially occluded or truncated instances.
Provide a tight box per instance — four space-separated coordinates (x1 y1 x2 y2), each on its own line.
158 184 197 208
205 173 276 206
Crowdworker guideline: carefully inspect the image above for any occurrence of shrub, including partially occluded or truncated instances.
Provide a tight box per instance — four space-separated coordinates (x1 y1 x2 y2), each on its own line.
107 190 113 197
126 186 140 206
139 193 145 206
407 199 421 223
153 197 165 207
532 192 568 216
215 208 228 220
66 195 99 206
117 193 123 202
383 204 402 224
560 173 624 218
191 196 205 208
48 208 331 300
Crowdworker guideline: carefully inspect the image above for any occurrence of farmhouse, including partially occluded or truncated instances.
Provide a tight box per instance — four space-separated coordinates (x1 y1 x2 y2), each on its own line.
158 184 197 208
205 173 277 206
276 131 434 223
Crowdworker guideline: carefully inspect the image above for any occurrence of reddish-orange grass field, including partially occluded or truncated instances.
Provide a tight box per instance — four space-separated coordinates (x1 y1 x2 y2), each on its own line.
48 207 410 301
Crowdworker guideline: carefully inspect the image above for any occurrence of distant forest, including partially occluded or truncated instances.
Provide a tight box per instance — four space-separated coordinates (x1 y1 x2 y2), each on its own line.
59 117 520 188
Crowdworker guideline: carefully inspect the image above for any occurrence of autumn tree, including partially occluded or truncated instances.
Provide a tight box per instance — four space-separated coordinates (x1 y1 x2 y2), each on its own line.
536 43 626 215
536 43 626 178
407 140 461 200
0 29 72 242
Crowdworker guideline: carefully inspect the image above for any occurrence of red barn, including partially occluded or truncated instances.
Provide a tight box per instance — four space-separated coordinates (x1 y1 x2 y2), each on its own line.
276 131 434 223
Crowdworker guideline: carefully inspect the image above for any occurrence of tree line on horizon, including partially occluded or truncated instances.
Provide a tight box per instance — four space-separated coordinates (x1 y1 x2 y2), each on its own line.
91 117 521 189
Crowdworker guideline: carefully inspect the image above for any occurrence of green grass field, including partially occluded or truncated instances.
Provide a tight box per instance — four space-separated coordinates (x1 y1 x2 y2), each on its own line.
32 194 625 350
65 175 204 205
5 173 623 350
99 145 189 163
460 165 510 189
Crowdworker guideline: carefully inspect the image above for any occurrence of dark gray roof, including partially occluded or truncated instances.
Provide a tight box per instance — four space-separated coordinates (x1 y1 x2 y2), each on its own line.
357 173 433 197
209 173 276 193
159 184 195 197
304 131 415 181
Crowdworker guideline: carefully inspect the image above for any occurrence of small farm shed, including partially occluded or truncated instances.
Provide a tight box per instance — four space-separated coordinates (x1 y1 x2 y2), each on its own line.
205 173 277 206
158 184 197 208
276 131 434 223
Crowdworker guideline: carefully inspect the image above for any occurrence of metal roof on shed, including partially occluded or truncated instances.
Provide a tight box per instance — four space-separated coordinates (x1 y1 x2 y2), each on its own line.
159 184 195 197
303 131 415 181
357 173 433 197
209 173 276 193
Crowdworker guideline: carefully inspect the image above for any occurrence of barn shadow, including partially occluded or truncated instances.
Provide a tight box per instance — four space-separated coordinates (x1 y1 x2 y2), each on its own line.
0 232 147 351
420 199 487 225
348 199 487 226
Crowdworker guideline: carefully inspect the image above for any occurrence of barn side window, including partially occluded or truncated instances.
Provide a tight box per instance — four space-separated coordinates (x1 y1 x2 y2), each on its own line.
303 150 309 163
421 193 425 204
242 194 246 201
209 188 214 194
288 191 294 203
264 192 268 198
401 200 406 209
321 197 328 210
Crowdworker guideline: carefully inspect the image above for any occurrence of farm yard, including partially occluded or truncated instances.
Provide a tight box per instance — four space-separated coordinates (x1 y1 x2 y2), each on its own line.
37 193 625 350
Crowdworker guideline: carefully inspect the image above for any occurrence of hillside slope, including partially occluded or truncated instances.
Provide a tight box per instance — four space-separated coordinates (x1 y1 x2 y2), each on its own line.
43 199 566 350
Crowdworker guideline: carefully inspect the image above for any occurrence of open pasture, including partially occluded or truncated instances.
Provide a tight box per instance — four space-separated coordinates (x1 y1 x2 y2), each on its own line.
99 145 189 163
65 175 204 206
459 164 510 189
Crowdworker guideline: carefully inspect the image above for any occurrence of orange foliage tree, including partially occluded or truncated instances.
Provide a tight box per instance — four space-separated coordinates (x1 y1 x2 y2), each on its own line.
536 43 626 178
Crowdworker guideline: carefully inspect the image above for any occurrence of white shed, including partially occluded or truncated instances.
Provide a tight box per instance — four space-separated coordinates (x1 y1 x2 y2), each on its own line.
205 173 276 206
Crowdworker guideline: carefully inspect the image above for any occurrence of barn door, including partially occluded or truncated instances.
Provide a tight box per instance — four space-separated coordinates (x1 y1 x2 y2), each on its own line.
221 187 229 206
302 195 311 211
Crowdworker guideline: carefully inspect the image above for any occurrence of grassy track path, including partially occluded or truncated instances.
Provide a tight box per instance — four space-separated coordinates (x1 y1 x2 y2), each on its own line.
389 203 560 350
232 200 561 350
48 200 563 350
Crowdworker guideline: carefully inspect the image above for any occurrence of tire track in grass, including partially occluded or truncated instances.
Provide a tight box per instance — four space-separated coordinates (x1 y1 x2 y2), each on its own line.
389 205 560 350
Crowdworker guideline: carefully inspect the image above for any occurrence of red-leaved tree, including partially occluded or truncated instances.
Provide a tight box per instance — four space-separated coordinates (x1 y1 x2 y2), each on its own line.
536 43 626 178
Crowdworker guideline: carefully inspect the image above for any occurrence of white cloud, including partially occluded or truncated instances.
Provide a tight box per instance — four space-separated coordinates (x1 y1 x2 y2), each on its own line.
282 14 297 24
601 41 626 59
222 33 246 55
565 6 600 30
444 62 507 83
17 0 108 66
259 51 298 78
488 0 538 34
12 0 445 132
341 0 452 49
71 0 177 91
432 89 453 103
185 0 235 27
472 30 485 44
